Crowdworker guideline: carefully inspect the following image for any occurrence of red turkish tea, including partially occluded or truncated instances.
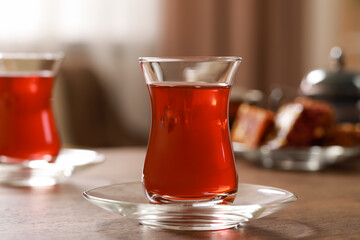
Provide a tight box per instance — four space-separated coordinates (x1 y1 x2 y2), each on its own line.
143 83 238 203
0 75 60 163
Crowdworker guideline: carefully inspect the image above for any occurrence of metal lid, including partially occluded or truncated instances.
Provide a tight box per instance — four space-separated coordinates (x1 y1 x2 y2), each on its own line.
300 47 360 99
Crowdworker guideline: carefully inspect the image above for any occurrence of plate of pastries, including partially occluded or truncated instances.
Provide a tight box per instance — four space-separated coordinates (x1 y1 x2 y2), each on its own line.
231 97 360 171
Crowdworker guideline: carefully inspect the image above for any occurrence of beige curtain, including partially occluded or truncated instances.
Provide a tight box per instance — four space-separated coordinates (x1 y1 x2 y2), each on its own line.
160 0 304 98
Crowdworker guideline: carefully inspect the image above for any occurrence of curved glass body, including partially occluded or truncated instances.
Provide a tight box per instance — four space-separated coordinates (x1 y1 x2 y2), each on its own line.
140 57 241 203
0 53 64 163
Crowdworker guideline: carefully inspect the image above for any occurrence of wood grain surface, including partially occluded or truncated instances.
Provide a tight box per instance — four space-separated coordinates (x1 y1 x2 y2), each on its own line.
0 147 359 240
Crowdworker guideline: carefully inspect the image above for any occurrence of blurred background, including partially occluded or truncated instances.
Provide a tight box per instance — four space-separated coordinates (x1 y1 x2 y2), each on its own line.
1 0 360 148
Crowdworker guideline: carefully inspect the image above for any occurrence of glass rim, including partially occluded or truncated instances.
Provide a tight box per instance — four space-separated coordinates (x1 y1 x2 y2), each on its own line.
0 52 65 60
139 56 242 63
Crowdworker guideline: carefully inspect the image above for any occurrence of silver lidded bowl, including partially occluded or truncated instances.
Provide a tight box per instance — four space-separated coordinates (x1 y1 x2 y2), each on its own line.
300 46 360 123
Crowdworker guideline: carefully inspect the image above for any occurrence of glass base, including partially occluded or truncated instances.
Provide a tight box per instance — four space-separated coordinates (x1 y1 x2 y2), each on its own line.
0 155 55 164
145 190 237 205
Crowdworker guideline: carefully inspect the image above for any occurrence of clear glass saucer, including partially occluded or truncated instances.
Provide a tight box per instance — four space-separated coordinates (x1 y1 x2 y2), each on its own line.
0 149 104 187
83 182 297 231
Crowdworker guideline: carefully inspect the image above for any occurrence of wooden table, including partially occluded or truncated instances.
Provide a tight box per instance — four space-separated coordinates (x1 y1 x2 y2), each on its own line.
1 147 359 239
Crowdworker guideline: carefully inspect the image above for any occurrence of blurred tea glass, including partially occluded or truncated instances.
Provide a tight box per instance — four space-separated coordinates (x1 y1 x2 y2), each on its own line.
0 53 64 164
139 57 241 204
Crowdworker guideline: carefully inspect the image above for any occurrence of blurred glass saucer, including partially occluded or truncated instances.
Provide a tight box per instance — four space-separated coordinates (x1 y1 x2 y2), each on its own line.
0 148 104 187
233 142 360 171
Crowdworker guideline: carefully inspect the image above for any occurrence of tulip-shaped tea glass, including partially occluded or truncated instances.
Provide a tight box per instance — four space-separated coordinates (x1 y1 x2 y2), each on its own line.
140 57 241 204
0 53 64 164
